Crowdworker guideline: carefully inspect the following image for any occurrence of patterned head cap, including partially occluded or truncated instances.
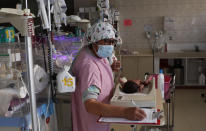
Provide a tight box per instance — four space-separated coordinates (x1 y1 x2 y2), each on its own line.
86 21 116 44
97 0 110 9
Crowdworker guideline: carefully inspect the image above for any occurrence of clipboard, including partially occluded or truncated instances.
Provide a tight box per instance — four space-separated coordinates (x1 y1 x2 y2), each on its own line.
97 109 161 125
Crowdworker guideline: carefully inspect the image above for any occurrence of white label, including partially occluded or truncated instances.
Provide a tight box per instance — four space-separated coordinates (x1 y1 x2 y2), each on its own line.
15 53 21 61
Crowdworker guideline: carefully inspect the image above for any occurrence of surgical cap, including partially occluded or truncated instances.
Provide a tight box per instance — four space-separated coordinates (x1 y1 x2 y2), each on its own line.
86 21 116 44
97 0 110 9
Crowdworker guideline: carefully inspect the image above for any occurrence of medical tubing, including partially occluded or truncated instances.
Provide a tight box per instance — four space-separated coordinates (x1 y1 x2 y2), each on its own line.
37 22 51 118
45 32 52 118
152 39 157 73
41 37 48 72
47 31 56 102
41 10 52 122
38 21 48 72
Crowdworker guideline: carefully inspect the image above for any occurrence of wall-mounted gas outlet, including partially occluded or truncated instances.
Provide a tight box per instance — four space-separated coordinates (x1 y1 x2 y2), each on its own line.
146 31 151 39
169 36 173 40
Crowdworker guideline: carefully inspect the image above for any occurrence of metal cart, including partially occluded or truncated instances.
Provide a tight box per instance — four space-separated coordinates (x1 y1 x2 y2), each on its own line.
140 74 176 131
128 73 176 131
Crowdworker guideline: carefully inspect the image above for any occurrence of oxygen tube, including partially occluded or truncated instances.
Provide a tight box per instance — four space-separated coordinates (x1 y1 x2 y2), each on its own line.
47 31 57 102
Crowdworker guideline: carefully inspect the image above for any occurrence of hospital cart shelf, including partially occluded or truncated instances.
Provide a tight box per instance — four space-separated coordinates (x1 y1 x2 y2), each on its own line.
154 52 206 88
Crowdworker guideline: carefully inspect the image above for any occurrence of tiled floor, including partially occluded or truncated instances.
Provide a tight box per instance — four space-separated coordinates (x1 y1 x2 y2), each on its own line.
173 89 206 131
111 89 206 131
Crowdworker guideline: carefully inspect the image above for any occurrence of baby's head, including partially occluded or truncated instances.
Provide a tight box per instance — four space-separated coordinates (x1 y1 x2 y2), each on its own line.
121 80 140 93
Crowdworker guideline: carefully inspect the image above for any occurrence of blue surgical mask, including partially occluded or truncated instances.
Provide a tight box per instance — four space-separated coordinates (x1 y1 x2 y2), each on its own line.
97 45 114 58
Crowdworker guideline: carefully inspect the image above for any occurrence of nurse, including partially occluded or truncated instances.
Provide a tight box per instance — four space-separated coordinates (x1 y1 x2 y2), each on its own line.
70 21 146 131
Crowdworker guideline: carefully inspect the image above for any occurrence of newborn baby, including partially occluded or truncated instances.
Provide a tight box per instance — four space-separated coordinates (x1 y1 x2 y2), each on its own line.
119 76 153 94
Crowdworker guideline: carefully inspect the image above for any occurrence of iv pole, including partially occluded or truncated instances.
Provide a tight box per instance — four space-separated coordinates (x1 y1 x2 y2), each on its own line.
24 0 39 130
25 36 39 131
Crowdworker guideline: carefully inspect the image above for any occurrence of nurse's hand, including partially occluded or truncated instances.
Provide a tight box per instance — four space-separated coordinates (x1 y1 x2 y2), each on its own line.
111 60 121 72
124 107 146 120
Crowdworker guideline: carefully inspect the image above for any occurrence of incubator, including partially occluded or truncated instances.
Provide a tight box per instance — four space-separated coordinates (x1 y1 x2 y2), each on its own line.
110 78 156 108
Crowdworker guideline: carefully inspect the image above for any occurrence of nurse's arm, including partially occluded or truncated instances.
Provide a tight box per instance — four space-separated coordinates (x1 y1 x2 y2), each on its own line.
84 99 146 121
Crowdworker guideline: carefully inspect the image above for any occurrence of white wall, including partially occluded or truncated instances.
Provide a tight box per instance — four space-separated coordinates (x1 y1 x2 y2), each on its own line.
75 0 206 52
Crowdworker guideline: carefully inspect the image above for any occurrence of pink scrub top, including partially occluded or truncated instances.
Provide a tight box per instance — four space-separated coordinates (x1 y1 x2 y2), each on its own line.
71 46 114 131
